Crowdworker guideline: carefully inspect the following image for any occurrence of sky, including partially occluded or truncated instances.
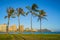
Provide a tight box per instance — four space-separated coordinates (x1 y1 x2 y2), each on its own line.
0 0 60 32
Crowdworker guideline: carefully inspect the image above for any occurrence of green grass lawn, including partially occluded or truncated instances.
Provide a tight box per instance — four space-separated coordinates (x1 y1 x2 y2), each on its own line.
0 34 60 40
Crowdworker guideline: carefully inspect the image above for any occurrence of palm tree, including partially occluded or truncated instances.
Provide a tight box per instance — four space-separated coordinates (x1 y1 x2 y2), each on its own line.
16 8 25 32
4 7 14 33
26 4 38 32
37 10 47 32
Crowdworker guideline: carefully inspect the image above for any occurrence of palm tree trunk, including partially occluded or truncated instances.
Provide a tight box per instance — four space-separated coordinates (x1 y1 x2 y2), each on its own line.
18 16 20 32
40 18 41 32
6 18 10 33
31 14 33 33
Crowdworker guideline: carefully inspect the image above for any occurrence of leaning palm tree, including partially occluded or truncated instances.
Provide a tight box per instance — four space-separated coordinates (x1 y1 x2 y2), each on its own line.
4 7 14 33
16 8 25 32
37 10 47 32
26 4 38 32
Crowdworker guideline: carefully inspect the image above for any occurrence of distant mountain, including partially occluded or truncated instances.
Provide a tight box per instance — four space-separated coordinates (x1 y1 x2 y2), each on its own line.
38 29 51 32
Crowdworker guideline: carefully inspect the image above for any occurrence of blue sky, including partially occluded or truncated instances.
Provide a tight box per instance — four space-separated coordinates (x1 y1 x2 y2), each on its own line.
0 0 60 32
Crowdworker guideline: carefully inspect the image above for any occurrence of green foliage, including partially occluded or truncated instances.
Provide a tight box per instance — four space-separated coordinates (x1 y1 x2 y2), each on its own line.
7 7 14 18
4 7 14 19
26 6 31 10
16 8 25 17
4 16 8 19
37 10 47 21
32 4 38 11
0 34 60 40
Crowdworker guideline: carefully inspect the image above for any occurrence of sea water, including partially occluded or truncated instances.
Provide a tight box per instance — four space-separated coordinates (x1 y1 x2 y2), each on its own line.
0 32 60 34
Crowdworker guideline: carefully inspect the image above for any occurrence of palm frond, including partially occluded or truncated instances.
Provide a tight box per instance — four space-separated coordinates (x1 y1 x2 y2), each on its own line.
7 7 14 14
14 12 18 16
16 8 25 16
21 13 25 16
4 16 8 19
40 10 46 15
41 17 47 20
32 4 38 10
34 12 39 16
34 9 39 12
16 8 23 13
21 11 25 16
11 16 16 18
37 10 47 22
26 12 29 15
37 17 40 22
11 14 16 18
26 6 31 10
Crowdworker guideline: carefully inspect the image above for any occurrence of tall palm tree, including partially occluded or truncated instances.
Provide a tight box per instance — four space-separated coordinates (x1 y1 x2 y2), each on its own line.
37 10 47 32
4 7 14 33
16 8 25 32
26 4 38 32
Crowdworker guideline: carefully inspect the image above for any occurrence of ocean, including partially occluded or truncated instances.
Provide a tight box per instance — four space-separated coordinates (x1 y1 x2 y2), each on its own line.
0 32 60 34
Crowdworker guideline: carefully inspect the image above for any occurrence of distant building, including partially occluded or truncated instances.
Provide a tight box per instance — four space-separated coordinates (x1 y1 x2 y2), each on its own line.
32 29 38 32
24 28 37 32
18 25 24 32
9 24 17 32
0 25 2 32
0 24 7 32
25 28 30 32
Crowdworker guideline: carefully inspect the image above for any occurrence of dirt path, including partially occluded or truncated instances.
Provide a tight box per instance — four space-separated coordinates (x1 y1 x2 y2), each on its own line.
12 34 26 40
